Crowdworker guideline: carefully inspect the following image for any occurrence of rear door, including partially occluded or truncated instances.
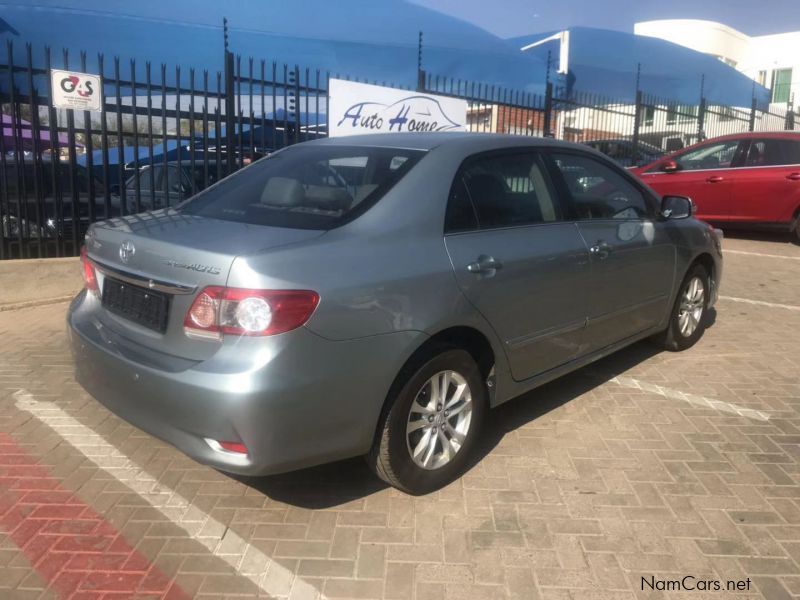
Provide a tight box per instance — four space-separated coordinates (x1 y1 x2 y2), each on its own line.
730 138 800 225
547 150 676 351
638 138 745 222
443 150 592 381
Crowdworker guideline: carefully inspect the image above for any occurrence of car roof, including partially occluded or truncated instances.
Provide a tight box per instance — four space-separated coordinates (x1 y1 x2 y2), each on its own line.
695 131 800 142
303 131 593 153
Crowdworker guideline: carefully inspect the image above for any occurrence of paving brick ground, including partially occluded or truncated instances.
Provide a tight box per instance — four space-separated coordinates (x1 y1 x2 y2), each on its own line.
1 234 799 599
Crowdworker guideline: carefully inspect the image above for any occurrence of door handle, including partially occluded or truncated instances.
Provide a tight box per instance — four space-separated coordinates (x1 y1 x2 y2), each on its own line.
787 172 800 181
705 175 724 183
589 242 612 260
467 255 503 274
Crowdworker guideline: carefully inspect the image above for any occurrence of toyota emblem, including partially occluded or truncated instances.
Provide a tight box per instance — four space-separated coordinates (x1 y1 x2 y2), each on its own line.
119 240 136 264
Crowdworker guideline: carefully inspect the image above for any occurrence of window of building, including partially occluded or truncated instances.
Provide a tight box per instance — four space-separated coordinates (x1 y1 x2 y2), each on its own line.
757 70 767 87
640 105 655 127
771 68 792 104
679 105 699 123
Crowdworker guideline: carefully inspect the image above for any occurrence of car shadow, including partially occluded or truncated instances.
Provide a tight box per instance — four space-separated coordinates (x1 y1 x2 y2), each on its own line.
232 318 717 507
721 229 797 245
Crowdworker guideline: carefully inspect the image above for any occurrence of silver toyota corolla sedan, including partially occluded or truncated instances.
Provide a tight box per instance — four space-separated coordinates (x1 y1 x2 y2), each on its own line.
70 133 723 494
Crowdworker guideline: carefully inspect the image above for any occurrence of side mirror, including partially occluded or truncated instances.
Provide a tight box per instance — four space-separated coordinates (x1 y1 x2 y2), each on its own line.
660 195 694 220
662 160 679 173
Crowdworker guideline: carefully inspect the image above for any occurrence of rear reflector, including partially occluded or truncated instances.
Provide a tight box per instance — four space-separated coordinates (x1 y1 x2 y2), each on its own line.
80 246 98 293
218 441 248 455
184 286 319 339
205 438 249 456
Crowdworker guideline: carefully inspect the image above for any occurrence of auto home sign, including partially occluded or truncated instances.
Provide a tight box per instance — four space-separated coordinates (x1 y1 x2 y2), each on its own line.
329 79 467 137
51 69 102 112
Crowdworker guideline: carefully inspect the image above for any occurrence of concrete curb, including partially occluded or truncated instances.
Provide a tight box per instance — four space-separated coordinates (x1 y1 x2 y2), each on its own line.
0 257 82 309
0 296 74 312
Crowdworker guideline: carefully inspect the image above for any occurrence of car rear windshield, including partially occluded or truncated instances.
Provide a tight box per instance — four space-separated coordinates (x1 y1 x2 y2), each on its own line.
179 145 426 229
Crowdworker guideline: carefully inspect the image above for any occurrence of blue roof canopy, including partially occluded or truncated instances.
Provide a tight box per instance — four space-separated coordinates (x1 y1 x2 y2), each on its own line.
1 0 548 94
510 27 770 107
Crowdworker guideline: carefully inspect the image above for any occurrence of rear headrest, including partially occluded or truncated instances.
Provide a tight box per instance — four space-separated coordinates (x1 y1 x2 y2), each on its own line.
260 177 305 206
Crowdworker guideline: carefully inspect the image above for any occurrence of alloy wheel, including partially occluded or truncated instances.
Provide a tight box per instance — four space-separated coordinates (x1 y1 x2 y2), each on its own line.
677 276 705 337
406 370 473 470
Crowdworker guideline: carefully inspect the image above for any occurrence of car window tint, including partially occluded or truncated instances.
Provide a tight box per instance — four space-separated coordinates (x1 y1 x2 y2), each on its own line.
551 153 650 220
181 146 425 230
459 153 560 229
674 140 740 171
445 176 478 233
745 139 800 167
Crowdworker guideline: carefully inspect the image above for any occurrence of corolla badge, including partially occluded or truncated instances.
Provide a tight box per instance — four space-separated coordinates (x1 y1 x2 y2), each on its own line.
119 239 136 263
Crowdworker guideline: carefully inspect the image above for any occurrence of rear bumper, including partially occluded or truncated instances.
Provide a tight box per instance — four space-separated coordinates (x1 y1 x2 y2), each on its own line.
68 291 422 476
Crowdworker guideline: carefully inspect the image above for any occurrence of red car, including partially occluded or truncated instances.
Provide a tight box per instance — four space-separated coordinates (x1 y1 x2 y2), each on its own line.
632 132 800 241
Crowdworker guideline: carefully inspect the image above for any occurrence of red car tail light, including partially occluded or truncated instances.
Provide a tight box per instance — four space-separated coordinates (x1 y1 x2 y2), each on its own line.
80 246 98 294
184 286 319 339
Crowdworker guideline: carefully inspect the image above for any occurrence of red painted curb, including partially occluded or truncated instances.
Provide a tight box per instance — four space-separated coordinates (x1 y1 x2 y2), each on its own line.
0 433 191 600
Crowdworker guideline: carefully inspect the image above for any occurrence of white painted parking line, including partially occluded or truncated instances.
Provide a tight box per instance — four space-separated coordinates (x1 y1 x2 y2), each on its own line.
610 376 770 422
13 389 324 600
724 249 800 261
720 296 800 312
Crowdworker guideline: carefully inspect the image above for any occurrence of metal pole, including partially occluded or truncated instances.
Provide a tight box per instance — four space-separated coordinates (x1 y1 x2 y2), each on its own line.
223 18 236 173
543 81 553 138
631 63 641 165
416 31 425 92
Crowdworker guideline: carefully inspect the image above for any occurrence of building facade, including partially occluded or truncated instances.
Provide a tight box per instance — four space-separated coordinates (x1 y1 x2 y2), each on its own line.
635 20 799 106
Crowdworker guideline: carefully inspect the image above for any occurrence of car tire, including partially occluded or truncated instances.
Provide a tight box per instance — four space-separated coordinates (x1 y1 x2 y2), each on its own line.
368 348 486 495
654 263 710 352
792 213 800 245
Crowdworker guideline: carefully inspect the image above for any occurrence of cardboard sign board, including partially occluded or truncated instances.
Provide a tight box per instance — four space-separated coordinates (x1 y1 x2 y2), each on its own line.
51 69 103 112
329 79 467 137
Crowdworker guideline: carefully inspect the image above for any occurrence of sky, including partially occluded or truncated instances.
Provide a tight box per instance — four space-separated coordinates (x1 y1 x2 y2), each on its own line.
410 0 800 38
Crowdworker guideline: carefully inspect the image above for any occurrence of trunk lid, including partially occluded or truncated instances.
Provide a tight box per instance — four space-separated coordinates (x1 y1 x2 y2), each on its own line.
86 209 324 360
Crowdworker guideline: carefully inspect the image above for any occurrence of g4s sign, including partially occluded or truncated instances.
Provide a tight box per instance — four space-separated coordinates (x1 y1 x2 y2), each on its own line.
51 69 102 112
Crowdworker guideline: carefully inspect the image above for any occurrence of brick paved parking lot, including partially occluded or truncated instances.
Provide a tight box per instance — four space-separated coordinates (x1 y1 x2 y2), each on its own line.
1 235 799 600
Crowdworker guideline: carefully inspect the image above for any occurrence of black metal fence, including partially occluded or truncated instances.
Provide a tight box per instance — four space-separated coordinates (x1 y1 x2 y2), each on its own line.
1 40 797 259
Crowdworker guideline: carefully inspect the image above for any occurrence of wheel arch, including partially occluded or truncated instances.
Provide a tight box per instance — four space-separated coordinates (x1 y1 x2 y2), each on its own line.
692 252 716 282
369 325 500 449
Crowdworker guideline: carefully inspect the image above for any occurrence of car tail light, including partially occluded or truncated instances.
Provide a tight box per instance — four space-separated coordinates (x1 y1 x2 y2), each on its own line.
80 246 98 294
184 286 319 339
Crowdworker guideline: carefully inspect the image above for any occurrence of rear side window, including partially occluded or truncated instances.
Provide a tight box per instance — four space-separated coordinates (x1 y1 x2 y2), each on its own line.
744 139 800 167
445 176 478 233
550 152 651 220
180 145 425 230
449 152 561 231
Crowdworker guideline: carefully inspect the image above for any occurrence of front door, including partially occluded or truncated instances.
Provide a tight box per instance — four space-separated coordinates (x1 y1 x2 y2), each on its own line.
547 151 676 352
443 150 592 381
638 138 745 223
